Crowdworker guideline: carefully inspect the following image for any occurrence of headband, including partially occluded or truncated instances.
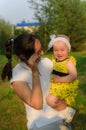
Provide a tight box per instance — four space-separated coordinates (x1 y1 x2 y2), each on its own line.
48 34 71 51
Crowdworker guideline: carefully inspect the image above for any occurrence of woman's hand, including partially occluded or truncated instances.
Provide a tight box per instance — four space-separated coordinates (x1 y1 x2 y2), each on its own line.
27 54 40 75
27 54 38 67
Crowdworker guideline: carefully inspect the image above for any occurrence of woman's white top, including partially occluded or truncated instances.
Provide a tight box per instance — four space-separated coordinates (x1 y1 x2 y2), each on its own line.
10 58 64 128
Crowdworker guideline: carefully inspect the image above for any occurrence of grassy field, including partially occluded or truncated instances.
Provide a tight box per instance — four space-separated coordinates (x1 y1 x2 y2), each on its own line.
0 51 86 130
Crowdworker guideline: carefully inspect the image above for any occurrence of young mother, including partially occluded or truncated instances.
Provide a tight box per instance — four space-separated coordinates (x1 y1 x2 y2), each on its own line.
1 33 70 130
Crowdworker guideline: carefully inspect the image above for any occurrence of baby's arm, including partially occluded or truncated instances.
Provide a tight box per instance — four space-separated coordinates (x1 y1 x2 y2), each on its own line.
52 60 77 83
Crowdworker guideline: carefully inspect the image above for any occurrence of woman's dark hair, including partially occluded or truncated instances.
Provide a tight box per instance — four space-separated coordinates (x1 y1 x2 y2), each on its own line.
1 33 38 81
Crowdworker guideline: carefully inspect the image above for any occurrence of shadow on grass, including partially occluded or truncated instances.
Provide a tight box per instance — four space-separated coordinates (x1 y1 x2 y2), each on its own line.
72 112 86 130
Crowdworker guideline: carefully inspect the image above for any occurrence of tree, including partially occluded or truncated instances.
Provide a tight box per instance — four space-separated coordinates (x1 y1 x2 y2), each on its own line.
28 0 86 51
0 18 12 54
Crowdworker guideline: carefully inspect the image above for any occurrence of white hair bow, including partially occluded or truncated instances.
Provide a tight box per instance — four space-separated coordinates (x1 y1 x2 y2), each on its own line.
48 34 71 51
48 34 56 50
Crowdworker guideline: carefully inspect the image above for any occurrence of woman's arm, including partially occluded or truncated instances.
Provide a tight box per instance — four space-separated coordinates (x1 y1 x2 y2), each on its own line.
52 60 77 83
12 73 43 110
12 54 43 110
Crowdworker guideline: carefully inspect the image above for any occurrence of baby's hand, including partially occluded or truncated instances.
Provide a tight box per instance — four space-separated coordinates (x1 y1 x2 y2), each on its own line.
52 75 60 82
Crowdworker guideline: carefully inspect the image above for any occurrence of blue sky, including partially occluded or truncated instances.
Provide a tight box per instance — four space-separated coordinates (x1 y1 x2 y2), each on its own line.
0 0 35 25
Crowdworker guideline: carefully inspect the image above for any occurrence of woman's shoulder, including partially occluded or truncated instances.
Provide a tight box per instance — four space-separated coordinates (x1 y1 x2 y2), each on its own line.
10 62 31 83
40 57 53 66
38 58 53 73
13 62 30 72
41 57 53 63
12 63 22 73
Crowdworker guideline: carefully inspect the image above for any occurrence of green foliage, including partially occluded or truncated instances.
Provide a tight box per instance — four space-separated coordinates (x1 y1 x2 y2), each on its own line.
0 18 31 55
0 18 12 54
14 27 31 38
28 0 86 51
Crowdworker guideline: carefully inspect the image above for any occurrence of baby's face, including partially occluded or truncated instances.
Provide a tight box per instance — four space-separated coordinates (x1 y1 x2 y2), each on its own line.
53 41 69 61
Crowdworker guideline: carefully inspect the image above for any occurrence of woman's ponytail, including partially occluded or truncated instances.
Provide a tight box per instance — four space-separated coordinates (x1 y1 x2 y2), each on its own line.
1 39 13 80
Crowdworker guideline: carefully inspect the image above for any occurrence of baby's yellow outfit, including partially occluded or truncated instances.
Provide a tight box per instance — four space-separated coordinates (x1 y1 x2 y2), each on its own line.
50 56 79 106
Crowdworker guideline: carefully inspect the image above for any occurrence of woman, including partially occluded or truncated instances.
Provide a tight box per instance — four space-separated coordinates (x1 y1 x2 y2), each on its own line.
1 33 71 130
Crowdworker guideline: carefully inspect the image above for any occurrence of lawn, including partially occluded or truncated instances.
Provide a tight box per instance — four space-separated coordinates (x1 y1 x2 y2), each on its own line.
0 51 86 130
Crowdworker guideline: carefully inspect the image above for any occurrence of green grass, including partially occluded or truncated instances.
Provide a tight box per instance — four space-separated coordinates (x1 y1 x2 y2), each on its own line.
0 51 86 130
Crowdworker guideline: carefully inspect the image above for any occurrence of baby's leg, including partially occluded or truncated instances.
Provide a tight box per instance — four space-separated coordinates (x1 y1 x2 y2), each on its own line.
55 99 67 111
46 94 59 108
46 94 67 110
